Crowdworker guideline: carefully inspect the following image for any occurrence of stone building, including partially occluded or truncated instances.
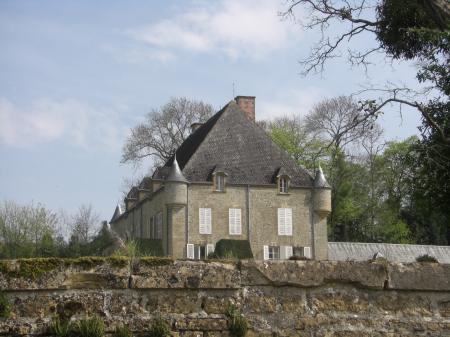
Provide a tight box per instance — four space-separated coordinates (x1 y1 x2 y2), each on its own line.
110 96 331 260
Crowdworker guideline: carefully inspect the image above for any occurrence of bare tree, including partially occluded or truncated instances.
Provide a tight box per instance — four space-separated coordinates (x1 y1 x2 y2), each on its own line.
121 97 214 167
305 96 373 153
70 204 99 244
281 0 450 145
360 123 385 231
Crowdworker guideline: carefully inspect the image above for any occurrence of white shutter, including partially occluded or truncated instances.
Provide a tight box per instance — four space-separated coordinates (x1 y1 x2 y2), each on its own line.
229 208 241 235
200 208 212 234
285 208 292 236
206 244 215 257
187 244 195 259
278 208 285 235
205 208 212 234
304 246 311 259
280 246 286 260
278 208 292 236
285 246 293 259
263 245 269 260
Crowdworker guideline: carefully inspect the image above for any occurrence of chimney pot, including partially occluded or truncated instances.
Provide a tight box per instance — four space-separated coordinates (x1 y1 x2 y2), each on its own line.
235 96 255 121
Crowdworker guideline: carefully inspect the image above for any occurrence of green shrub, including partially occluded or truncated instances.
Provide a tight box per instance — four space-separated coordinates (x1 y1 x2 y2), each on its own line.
215 240 253 259
0 291 11 318
416 254 438 263
148 317 170 337
113 325 134 337
135 239 164 257
226 305 248 337
50 316 71 337
74 315 105 337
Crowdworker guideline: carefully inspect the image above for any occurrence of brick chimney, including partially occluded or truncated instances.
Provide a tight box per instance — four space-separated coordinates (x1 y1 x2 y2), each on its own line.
235 96 255 121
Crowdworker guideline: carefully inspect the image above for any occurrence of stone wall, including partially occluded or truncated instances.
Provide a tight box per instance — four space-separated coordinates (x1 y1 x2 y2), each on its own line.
2 258 449 336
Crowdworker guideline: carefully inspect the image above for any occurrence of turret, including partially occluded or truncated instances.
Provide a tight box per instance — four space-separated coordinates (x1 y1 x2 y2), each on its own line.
164 155 188 205
313 166 331 217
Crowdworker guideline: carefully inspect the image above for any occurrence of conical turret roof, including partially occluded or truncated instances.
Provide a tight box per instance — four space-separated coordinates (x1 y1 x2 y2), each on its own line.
166 155 189 183
314 165 330 188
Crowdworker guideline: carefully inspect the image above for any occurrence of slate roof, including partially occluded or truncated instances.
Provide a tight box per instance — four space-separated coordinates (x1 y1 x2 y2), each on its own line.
159 101 314 187
328 242 450 263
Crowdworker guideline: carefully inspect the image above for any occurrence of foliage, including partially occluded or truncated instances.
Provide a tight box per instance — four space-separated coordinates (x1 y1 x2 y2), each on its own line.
0 258 62 280
113 325 134 337
121 97 214 166
0 291 11 318
226 305 248 337
74 315 105 337
50 315 71 337
134 238 164 257
147 317 170 337
416 254 439 263
214 240 253 259
266 116 327 169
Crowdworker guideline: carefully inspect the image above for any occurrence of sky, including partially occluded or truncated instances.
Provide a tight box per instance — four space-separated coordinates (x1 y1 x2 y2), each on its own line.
0 0 423 222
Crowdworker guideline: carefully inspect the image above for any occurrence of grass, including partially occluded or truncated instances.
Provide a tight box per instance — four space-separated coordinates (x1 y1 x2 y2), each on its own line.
226 305 248 337
74 315 105 337
0 291 11 318
113 325 134 337
147 317 170 337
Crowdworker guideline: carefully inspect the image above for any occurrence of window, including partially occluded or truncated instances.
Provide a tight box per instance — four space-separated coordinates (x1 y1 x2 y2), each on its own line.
187 243 215 260
215 174 225 192
229 208 242 235
155 212 163 239
199 208 212 234
293 246 304 257
294 246 311 259
278 208 292 236
149 212 163 239
279 177 289 193
263 245 281 260
269 246 280 260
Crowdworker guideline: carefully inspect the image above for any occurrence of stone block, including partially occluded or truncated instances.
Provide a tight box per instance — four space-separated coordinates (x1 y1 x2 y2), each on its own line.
387 262 450 290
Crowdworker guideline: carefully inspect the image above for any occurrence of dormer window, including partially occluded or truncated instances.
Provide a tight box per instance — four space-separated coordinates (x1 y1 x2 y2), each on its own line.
278 176 289 194
212 169 227 192
215 174 225 192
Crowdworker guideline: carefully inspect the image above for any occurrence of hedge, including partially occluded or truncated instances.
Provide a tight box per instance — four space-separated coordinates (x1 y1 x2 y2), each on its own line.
214 239 253 259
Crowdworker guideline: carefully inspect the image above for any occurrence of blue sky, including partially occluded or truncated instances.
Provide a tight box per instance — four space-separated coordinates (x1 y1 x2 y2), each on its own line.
0 0 422 222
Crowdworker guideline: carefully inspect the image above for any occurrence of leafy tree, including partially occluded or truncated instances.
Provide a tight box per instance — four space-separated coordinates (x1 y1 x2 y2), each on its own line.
266 116 327 169
122 97 213 166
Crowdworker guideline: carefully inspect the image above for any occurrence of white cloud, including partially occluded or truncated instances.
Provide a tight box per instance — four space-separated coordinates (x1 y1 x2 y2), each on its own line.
128 0 298 60
0 97 128 150
258 87 324 120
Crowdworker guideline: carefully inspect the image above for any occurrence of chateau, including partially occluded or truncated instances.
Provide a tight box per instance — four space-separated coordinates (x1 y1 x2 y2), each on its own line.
110 96 331 260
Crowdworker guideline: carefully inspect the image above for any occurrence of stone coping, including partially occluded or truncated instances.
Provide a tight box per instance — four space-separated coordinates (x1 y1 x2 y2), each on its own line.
0 257 449 291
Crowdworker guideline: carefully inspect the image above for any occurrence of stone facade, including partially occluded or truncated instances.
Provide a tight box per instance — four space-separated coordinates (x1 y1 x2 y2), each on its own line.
112 182 330 260
111 97 332 261
1 258 450 336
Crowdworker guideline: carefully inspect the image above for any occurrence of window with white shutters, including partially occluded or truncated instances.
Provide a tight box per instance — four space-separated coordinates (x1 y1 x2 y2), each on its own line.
199 208 212 234
229 208 242 235
206 244 215 257
304 246 311 259
278 208 292 236
263 245 269 260
187 244 195 259
281 246 293 260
